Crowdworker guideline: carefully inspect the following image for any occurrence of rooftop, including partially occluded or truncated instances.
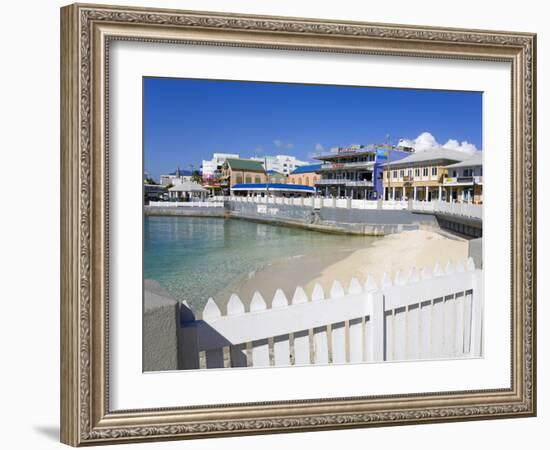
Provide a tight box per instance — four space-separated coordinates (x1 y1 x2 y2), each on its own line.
290 164 322 175
445 152 483 168
387 148 471 167
225 158 265 172
168 181 208 192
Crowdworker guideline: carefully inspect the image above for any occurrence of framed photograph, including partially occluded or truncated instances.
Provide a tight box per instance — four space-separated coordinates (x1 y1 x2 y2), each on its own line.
60 3 536 446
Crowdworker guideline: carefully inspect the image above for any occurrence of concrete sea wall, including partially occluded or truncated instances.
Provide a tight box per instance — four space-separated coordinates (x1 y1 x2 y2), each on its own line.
144 205 226 218
227 201 438 235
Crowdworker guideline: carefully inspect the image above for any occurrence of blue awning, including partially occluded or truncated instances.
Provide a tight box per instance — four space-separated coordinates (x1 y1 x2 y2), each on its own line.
231 183 315 193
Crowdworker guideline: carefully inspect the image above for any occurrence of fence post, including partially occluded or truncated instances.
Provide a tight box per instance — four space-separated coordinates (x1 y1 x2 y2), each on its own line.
368 291 385 361
178 302 200 370
470 268 484 357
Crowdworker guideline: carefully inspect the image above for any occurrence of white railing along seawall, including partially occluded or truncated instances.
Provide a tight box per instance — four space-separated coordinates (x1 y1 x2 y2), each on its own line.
179 258 483 369
156 196 482 219
149 201 224 208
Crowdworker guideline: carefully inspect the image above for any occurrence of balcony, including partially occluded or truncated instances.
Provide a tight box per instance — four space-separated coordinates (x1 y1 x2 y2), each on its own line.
443 176 483 186
315 179 373 187
318 161 375 171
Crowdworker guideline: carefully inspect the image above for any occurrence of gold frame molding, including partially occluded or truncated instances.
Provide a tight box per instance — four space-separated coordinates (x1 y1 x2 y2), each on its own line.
60 3 537 446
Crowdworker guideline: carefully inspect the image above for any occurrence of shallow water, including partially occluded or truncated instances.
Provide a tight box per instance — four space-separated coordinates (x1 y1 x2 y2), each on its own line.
144 216 374 311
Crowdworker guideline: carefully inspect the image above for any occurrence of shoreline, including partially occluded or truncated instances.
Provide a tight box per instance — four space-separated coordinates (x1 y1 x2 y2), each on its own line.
211 229 468 315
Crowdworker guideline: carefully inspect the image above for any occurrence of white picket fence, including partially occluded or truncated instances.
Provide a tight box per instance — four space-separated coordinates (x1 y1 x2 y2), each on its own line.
179 258 483 369
149 201 224 208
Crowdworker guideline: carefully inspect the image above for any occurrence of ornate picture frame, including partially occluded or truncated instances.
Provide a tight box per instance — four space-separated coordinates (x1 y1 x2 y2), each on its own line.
60 3 536 446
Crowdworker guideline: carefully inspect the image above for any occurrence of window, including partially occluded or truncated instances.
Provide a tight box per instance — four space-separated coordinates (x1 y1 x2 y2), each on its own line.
305 177 310 185
431 167 437 176
393 170 398 178
399 169 405 178
414 168 420 177
408 169 412 177
255 176 261 183
236 176 243 184
423 167 429 177
386 171 390 179
245 176 252 183
463 169 473 177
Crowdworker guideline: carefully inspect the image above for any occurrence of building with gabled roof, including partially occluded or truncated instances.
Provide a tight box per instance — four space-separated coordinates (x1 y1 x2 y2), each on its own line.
221 158 267 192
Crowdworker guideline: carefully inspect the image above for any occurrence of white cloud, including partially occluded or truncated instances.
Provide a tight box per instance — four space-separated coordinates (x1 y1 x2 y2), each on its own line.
442 139 478 154
398 132 479 154
315 143 324 152
274 139 294 150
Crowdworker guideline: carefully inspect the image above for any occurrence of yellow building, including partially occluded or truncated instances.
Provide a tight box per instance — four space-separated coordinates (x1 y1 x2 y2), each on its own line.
382 148 475 202
443 152 483 204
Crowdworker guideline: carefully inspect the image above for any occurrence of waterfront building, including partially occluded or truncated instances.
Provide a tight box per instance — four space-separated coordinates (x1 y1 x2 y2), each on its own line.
201 153 240 180
314 144 412 199
221 158 267 192
168 181 208 201
251 154 309 175
231 183 315 197
443 152 483 203
382 148 472 201
159 167 192 186
288 164 322 187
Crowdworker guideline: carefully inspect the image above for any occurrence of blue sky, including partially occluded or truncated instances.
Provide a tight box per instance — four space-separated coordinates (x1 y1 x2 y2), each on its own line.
143 77 482 179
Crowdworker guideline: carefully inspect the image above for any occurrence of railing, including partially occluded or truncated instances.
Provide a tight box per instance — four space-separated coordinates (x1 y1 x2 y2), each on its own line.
443 176 483 185
411 200 482 220
315 179 373 187
315 179 347 185
319 161 375 170
179 258 483 369
345 180 374 187
205 196 482 218
148 201 224 208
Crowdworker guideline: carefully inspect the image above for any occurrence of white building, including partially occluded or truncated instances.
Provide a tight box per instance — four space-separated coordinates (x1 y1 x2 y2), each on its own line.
201 153 240 179
159 169 193 186
251 154 309 175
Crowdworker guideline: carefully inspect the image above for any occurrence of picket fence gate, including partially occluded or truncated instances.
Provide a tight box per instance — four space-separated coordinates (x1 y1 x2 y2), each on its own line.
179 258 483 370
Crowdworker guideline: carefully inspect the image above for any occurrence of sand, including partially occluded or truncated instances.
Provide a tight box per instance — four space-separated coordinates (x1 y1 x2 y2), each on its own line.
212 229 468 313
303 229 468 296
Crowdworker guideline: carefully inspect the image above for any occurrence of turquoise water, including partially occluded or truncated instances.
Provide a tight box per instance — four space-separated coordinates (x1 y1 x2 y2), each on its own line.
144 216 372 310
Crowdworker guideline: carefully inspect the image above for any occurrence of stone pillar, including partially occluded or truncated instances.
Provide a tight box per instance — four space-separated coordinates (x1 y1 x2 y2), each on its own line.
426 185 429 201
438 185 442 201
392 186 396 200
413 186 417 200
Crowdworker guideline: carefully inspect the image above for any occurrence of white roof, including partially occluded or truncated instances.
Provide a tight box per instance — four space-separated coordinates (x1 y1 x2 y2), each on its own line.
445 152 483 168
168 181 208 192
388 148 471 167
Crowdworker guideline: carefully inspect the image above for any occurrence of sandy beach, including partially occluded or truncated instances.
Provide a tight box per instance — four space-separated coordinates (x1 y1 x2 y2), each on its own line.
303 229 468 296
212 229 468 314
